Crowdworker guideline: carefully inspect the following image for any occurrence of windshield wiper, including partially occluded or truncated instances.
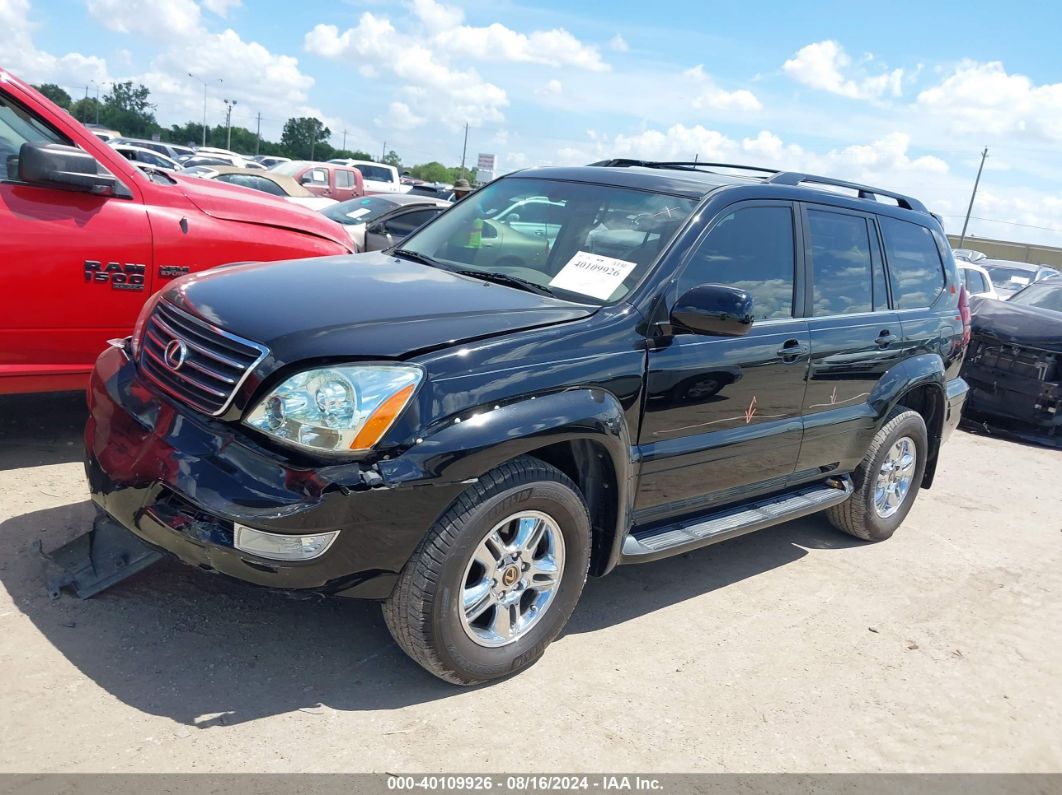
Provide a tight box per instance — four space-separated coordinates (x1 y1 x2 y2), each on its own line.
455 270 556 297
393 248 446 270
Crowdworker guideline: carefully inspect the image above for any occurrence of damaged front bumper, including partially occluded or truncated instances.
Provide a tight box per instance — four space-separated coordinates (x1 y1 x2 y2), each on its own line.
961 336 1061 442
82 345 464 599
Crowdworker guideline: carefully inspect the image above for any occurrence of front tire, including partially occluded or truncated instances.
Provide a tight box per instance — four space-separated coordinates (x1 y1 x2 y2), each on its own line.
827 407 928 542
383 456 591 685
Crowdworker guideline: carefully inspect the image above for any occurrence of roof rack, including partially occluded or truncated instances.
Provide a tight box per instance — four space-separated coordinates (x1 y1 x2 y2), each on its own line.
589 159 780 178
766 172 927 213
589 159 929 215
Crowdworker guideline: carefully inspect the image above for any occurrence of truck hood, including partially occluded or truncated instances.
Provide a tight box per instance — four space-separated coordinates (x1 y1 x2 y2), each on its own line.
173 174 352 251
164 251 596 362
970 296 1062 350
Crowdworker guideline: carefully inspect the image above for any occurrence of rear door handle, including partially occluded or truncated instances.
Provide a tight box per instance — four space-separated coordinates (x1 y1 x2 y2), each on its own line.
875 330 895 348
777 339 809 362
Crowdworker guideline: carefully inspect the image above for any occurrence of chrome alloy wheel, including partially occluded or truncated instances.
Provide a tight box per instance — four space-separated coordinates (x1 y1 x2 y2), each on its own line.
874 436 917 519
459 511 565 648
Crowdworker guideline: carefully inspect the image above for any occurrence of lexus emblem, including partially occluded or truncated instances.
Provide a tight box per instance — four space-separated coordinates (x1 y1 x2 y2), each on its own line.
163 339 188 370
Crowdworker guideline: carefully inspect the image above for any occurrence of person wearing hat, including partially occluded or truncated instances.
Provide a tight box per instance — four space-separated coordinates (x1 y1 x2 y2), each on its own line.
450 178 472 201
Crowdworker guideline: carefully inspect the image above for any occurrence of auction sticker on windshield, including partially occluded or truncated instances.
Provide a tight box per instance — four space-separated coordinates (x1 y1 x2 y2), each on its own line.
549 251 637 300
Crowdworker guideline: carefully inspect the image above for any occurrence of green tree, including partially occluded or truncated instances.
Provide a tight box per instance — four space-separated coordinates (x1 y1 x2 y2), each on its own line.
408 161 451 183
382 150 401 168
99 81 158 138
280 116 330 160
69 97 99 125
449 166 476 184
35 83 71 109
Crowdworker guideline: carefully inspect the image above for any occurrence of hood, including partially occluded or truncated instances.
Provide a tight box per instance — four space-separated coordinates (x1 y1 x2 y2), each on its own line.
164 251 595 362
970 296 1062 350
172 173 352 251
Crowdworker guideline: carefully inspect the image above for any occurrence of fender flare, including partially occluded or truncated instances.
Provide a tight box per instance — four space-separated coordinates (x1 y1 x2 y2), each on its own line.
377 388 636 569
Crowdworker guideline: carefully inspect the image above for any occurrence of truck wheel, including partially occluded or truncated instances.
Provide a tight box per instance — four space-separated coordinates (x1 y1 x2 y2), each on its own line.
826 407 928 542
383 455 591 685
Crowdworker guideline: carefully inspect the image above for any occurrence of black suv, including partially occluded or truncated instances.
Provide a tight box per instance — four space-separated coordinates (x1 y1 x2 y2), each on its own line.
84 160 970 684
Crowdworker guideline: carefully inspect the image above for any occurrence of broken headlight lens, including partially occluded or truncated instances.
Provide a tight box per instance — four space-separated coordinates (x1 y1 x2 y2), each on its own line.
244 365 422 453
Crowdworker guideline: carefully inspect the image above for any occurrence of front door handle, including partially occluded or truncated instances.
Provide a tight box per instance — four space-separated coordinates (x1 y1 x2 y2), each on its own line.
875 330 895 348
777 339 809 362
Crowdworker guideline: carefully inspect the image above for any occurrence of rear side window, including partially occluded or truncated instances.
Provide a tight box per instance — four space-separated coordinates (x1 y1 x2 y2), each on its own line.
963 268 987 293
807 210 874 316
359 164 393 182
679 205 796 320
335 169 354 189
880 217 946 308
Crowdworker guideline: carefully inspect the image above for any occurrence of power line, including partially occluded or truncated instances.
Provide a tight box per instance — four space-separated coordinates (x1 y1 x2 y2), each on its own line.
940 214 1062 235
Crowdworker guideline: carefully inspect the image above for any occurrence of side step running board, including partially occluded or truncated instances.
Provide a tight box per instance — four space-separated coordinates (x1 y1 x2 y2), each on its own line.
621 476 853 564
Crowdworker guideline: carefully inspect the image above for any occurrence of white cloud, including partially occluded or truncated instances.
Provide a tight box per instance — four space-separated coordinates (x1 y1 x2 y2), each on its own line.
609 34 629 53
0 0 110 85
535 79 563 97
305 14 509 128
783 40 903 100
375 101 426 131
917 60 1062 141
86 0 202 39
410 0 464 32
432 24 608 72
685 64 762 112
202 0 241 16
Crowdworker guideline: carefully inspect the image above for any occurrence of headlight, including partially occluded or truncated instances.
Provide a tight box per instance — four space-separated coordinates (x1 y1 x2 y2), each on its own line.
244 365 422 453
130 291 162 359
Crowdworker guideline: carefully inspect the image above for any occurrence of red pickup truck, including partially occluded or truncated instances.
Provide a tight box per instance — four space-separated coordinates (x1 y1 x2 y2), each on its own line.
0 69 353 395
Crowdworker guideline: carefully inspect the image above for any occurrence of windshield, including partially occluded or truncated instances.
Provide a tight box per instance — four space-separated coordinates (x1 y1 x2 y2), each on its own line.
1010 282 1062 312
270 161 306 177
322 196 399 225
983 264 1036 290
398 177 698 304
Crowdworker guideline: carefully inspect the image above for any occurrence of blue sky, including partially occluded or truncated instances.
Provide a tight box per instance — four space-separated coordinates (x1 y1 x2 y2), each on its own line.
4 0 1061 246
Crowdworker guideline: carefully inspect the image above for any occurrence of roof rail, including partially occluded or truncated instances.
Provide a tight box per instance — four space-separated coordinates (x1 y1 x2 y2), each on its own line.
589 159 780 178
766 172 928 213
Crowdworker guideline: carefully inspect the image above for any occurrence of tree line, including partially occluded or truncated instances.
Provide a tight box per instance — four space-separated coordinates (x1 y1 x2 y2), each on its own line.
34 81 476 183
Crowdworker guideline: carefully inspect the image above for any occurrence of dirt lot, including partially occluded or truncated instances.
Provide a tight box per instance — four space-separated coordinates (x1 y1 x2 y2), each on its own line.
1 392 1059 773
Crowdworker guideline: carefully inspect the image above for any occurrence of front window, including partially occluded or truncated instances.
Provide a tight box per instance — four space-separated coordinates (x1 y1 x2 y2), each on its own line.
1010 282 1062 312
398 177 697 305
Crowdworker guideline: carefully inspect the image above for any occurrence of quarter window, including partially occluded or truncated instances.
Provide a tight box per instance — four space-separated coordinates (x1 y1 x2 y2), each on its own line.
678 206 796 320
880 217 946 308
807 210 874 316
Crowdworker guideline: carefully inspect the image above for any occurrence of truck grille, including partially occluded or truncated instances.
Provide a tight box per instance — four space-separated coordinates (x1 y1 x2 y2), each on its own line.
139 300 269 416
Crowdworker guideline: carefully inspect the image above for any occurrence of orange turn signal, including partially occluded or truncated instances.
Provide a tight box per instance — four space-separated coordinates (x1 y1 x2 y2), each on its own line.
350 383 416 450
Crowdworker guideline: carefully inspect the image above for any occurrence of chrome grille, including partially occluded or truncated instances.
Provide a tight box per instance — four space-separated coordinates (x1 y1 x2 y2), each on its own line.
139 300 269 416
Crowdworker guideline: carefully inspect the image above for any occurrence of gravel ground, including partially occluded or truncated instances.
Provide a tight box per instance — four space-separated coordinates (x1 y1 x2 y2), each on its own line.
1 392 1059 773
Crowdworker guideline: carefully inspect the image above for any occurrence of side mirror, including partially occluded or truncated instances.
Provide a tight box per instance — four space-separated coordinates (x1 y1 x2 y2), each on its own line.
366 221 383 235
19 142 124 196
506 213 521 224
672 284 754 337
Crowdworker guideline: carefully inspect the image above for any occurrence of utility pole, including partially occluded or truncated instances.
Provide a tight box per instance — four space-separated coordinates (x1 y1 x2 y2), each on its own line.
958 146 989 248
223 98 237 150
188 73 221 147
381 140 386 162
90 80 103 125
341 129 347 152
460 123 469 172
254 112 262 156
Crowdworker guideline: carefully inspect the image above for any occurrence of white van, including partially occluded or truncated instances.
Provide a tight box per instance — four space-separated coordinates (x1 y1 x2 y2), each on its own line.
328 159 409 194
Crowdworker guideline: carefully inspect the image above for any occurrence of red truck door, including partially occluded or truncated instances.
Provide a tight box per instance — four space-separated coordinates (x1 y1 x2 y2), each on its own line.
0 91 153 393
332 167 361 201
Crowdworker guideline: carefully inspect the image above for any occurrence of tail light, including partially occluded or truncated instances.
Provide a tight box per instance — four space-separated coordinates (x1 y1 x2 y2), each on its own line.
958 285 972 346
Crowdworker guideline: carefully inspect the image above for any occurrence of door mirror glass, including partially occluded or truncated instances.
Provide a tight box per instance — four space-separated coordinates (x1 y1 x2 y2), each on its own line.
18 142 121 196
672 284 754 337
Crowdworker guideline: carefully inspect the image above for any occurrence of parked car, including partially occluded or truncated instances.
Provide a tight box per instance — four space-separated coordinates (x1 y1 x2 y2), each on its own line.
112 137 195 163
407 182 453 199
0 69 353 395
321 194 450 250
271 160 364 202
254 155 290 169
961 277 1062 443
189 166 338 211
109 142 183 172
192 146 248 166
958 261 999 300
179 155 233 170
952 248 987 264
81 158 968 684
328 158 408 194
84 123 121 142
981 259 1060 299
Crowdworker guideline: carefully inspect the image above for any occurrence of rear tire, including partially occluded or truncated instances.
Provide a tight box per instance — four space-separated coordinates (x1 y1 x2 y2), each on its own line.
827 407 928 542
383 456 591 685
